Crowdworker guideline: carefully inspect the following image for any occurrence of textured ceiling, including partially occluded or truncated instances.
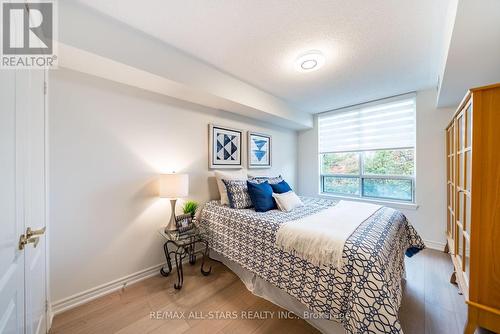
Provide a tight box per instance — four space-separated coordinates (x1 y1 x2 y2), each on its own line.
76 0 451 113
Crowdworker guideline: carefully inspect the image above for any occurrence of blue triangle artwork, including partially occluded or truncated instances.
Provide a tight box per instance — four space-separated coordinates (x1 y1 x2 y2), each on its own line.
251 135 269 165
216 133 239 162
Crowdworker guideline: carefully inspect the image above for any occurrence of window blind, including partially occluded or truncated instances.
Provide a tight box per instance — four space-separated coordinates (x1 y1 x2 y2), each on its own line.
318 94 416 153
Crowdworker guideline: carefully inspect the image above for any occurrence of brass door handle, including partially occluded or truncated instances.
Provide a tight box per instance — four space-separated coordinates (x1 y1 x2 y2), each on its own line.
18 226 46 250
26 226 46 238
26 235 40 248
19 234 27 250
19 234 40 250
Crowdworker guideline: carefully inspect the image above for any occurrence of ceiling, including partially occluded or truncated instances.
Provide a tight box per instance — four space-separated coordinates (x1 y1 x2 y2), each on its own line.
438 0 500 107
76 0 451 114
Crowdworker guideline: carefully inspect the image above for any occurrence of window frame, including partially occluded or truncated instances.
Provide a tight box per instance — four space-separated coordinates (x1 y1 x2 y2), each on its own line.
319 147 416 203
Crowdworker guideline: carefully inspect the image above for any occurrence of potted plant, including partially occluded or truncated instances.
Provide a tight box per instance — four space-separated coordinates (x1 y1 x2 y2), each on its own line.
182 200 199 218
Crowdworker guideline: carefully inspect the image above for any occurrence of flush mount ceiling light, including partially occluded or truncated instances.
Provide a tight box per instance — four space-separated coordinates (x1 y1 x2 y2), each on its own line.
295 51 325 72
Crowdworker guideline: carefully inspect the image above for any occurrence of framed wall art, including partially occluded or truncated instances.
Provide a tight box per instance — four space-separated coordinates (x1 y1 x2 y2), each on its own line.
209 124 242 169
248 132 271 169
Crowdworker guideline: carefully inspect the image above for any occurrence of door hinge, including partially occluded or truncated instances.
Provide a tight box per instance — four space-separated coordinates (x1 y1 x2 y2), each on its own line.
44 81 47 95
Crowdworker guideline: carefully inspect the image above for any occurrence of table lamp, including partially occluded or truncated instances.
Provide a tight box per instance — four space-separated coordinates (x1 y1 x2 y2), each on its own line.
159 173 189 232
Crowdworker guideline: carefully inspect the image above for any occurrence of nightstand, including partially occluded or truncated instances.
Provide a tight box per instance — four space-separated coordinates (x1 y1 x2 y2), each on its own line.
158 223 211 289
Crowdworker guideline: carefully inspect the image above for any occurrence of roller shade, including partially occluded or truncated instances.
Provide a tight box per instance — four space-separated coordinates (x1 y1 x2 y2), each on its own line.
319 94 416 153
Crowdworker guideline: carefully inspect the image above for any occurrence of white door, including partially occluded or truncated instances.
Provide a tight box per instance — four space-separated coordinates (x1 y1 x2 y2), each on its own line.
0 70 25 334
18 69 48 334
0 69 48 334
0 0 48 331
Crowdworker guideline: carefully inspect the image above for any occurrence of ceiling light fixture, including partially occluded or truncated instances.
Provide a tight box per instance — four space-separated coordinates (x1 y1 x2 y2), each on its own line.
295 51 325 72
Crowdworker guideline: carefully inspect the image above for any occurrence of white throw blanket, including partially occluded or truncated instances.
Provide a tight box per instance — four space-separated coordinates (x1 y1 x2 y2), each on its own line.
275 200 381 268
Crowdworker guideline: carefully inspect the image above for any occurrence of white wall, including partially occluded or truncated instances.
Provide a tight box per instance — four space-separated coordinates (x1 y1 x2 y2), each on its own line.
49 68 298 303
57 1 312 129
297 89 455 247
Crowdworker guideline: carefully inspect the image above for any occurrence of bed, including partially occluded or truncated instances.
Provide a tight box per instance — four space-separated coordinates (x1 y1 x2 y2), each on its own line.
200 197 424 334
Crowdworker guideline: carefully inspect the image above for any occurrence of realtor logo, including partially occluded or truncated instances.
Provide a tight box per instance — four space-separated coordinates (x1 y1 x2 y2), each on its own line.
1 1 57 68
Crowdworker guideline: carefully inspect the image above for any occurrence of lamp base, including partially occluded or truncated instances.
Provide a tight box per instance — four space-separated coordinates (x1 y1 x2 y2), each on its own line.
164 228 178 234
165 199 178 233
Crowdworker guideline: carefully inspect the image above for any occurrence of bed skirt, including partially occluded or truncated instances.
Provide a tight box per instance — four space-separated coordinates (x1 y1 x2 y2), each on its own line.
210 250 345 334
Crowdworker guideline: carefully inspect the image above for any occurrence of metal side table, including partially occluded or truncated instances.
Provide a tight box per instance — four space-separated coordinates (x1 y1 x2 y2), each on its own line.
158 225 211 289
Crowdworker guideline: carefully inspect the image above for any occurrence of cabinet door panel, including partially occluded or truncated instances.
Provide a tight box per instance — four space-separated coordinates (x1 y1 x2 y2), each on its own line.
466 105 472 148
464 195 471 232
464 238 470 284
459 153 464 188
458 115 464 151
465 151 471 191
457 225 464 269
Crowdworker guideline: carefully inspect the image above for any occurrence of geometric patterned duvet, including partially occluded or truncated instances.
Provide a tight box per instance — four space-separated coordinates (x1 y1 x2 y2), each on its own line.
200 197 425 334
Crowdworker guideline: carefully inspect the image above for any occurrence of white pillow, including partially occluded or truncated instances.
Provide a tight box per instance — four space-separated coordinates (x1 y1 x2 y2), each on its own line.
272 191 304 212
214 170 247 205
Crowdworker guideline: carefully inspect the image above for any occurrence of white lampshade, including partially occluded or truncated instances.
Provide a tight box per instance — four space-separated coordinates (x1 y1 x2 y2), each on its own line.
159 173 189 198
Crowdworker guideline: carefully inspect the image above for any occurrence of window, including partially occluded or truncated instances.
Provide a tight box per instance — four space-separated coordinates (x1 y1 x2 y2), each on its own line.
318 94 416 202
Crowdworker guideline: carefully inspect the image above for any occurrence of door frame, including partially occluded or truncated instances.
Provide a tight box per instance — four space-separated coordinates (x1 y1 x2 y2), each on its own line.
44 69 52 331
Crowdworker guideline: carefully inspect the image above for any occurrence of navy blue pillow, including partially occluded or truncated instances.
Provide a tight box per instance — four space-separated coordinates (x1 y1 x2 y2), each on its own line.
270 180 292 194
246 181 275 212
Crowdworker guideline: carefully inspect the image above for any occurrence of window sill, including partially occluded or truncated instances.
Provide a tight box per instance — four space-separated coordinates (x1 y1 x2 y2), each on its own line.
318 193 419 211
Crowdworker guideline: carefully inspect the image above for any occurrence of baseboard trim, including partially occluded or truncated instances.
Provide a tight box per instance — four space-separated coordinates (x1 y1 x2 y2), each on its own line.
47 304 53 332
424 239 446 251
51 262 164 316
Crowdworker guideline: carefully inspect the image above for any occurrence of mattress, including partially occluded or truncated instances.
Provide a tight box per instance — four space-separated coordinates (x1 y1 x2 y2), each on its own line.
200 197 424 334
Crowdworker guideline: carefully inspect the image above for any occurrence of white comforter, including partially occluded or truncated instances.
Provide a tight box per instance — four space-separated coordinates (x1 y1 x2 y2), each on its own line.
275 200 381 268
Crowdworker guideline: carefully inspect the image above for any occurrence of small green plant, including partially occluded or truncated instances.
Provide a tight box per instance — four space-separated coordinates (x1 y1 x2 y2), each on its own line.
182 200 199 217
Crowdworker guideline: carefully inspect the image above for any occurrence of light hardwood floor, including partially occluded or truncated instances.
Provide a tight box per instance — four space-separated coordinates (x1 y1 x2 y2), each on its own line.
50 249 478 334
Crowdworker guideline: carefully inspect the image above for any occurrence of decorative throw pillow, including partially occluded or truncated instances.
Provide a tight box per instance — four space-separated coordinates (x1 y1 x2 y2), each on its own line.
270 180 292 194
248 175 283 185
214 170 247 205
246 180 275 212
272 191 304 212
222 179 253 209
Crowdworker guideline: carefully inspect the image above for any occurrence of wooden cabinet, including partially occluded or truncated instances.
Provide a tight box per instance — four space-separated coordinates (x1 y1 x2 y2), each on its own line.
445 83 500 334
